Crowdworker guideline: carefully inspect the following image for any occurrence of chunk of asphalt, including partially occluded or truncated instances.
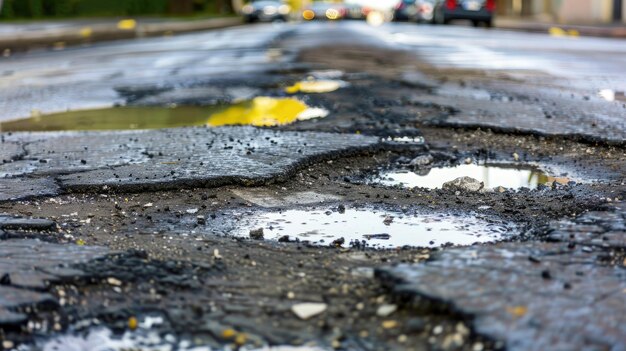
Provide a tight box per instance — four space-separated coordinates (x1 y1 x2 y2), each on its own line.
377 203 626 351
0 215 56 231
1 127 379 196
0 239 109 325
0 178 60 202
410 92 626 145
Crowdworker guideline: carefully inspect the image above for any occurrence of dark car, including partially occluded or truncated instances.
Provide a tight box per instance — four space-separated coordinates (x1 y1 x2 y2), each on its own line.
432 0 494 27
302 2 346 21
242 1 291 23
393 0 434 23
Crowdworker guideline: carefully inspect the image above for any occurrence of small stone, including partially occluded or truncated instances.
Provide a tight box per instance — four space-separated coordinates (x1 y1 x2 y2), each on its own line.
213 249 222 259
234 333 247 346
382 320 398 329
496 186 506 193
464 157 473 164
376 304 397 317
398 334 408 343
186 208 199 214
278 235 290 242
197 216 206 225
222 329 236 339
249 228 264 240
512 152 520 161
432 325 443 335
383 216 394 225
331 237 345 247
291 303 327 320
442 177 484 192
143 203 153 208
287 291 295 299
128 317 138 330
409 155 434 167
107 277 122 286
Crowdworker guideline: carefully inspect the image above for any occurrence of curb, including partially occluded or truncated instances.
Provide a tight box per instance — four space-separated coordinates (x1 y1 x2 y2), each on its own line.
0 17 243 52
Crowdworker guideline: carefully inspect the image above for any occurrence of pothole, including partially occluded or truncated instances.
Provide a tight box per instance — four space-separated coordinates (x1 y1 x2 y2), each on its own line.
232 207 516 249
0 97 329 132
372 163 572 190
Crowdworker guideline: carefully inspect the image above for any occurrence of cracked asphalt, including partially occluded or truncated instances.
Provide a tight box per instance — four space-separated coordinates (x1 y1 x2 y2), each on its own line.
0 21 625 351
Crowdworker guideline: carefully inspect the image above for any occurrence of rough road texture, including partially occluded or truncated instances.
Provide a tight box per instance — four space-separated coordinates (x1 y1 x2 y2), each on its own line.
0 127 379 198
0 238 108 326
378 203 626 351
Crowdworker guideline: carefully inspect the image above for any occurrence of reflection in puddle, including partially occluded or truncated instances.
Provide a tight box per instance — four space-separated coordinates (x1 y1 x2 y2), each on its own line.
235 208 514 248
598 89 626 102
34 326 327 351
207 97 327 127
0 98 328 132
374 164 569 190
285 80 346 94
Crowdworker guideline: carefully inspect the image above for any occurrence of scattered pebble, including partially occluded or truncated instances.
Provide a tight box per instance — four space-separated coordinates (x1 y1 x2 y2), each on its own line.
249 228 264 240
291 303 327 320
442 177 484 192
382 320 398 329
107 277 122 286
376 304 397 317
409 155 434 167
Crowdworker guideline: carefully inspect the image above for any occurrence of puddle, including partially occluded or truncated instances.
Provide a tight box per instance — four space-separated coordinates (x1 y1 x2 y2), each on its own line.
285 80 346 94
0 98 328 132
28 325 327 351
234 208 514 248
373 164 570 190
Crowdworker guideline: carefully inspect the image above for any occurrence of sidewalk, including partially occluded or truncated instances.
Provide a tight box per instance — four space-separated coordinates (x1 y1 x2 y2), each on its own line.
0 16 243 53
495 17 626 39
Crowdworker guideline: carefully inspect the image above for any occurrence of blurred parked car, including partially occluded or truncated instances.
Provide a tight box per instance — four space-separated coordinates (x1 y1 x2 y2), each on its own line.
393 0 434 22
242 1 291 23
343 3 366 20
432 0 494 26
302 2 346 21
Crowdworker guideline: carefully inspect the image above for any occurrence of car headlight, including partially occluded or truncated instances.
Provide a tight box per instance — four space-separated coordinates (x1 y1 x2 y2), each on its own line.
302 9 315 20
326 8 339 20
278 5 291 15
242 5 254 14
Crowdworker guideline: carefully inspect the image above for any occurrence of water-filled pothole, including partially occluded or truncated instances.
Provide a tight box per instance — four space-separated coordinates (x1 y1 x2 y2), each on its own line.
234 208 515 248
0 97 328 132
373 164 571 190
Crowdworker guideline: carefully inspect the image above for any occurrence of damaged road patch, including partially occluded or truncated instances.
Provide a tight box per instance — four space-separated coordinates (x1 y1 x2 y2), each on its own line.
0 127 379 198
378 204 626 351
0 239 108 326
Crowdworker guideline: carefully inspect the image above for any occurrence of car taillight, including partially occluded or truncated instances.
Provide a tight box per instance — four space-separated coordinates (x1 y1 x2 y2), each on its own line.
395 2 406 10
485 0 495 11
446 0 457 10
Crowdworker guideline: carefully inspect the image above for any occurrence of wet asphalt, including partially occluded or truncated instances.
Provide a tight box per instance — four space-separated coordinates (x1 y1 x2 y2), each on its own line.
0 21 625 351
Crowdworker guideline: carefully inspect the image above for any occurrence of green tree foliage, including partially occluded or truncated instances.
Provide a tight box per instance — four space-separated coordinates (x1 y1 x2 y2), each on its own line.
0 0 229 19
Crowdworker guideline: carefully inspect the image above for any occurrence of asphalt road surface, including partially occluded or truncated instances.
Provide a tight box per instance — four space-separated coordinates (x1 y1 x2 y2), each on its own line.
0 21 625 351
